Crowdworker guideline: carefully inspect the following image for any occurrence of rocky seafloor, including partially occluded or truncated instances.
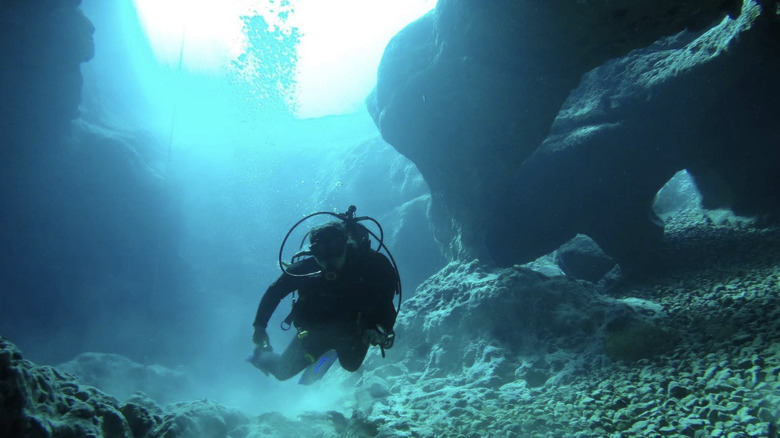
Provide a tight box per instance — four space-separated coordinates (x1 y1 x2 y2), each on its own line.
2 213 780 437
350 215 780 438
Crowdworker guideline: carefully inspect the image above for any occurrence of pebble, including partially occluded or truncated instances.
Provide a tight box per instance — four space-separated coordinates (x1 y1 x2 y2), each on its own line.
668 382 690 398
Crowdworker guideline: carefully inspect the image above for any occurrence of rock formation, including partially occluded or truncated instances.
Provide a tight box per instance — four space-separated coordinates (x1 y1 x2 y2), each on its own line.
555 234 616 283
368 0 780 272
0 0 188 364
351 222 780 437
0 337 377 437
57 352 194 407
0 0 94 151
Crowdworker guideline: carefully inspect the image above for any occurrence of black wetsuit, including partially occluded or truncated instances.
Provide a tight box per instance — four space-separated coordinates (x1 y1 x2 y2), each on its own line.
253 247 397 380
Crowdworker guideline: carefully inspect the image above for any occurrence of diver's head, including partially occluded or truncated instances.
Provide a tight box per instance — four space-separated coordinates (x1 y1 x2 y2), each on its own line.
309 221 348 271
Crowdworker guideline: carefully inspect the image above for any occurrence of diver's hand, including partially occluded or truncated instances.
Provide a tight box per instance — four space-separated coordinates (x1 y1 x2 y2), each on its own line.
252 327 272 351
362 325 395 349
247 347 274 376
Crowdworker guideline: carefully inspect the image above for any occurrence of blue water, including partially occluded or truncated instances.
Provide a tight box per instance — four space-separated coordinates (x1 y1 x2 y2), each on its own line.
0 0 441 415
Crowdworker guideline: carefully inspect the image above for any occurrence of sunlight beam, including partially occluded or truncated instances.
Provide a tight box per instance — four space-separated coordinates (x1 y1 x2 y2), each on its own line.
131 0 435 117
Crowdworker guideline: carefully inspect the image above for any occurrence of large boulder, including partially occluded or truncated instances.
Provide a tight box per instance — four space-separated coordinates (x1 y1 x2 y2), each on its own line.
350 259 679 435
391 260 668 382
555 234 616 283
368 0 778 271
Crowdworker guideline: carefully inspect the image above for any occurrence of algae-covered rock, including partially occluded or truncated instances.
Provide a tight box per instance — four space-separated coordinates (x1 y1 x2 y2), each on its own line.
0 336 131 437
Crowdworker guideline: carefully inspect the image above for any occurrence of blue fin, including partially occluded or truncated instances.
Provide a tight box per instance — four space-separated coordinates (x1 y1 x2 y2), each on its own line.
298 349 338 385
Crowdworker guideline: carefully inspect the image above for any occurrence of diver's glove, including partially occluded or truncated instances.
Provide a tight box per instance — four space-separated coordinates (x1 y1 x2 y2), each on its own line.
252 326 272 351
362 325 395 349
248 347 274 376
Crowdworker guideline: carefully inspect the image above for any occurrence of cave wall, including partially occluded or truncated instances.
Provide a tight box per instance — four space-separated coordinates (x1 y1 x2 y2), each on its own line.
0 0 188 364
0 0 94 151
491 5 780 268
368 0 779 270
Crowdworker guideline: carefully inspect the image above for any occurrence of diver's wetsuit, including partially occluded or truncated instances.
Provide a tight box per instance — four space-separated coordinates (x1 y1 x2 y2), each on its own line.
253 247 397 380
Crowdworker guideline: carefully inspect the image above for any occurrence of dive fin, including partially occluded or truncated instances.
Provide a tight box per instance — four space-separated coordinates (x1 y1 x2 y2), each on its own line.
298 349 338 385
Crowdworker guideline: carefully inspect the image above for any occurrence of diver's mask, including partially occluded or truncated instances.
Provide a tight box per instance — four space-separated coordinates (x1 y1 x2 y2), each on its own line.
310 236 348 273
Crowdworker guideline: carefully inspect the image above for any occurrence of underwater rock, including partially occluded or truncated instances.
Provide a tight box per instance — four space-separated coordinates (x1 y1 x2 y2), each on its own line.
234 410 379 438
603 316 674 362
489 2 780 271
154 400 250 438
57 352 193 406
369 0 779 272
653 170 703 223
393 260 667 383
0 336 132 438
309 136 446 294
521 253 566 278
0 0 95 147
121 393 164 438
555 234 616 283
354 224 780 437
0 336 381 438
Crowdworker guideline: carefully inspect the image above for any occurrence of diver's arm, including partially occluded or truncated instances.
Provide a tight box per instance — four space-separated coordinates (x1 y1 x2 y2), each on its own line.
253 274 296 329
371 274 398 350
253 259 317 329
371 252 400 334
376 291 398 334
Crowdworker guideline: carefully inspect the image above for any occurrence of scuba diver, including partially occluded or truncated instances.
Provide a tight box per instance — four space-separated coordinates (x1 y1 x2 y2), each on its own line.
249 206 401 384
